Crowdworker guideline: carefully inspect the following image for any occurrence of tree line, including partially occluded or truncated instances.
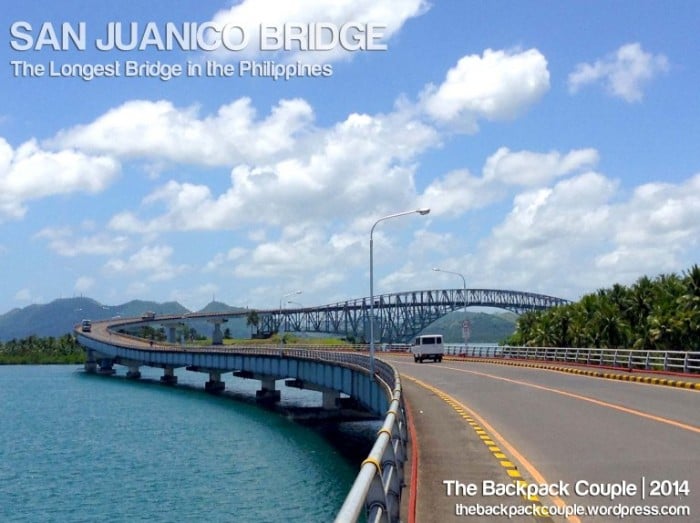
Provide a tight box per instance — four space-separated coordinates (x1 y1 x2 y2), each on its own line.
0 334 84 364
505 265 700 351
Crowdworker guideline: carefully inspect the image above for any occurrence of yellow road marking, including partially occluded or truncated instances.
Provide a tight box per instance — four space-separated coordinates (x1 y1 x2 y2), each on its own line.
406 375 579 523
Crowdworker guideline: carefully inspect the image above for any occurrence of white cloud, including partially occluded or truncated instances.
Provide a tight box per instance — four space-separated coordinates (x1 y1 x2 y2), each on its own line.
207 0 429 63
74 276 95 293
203 247 248 273
19 40 693 308
409 229 453 256
14 288 33 302
419 147 598 217
50 98 314 167
125 281 149 298
108 108 438 233
103 245 188 282
0 138 119 221
35 227 130 257
423 168 700 300
568 42 669 102
485 173 615 261
231 224 364 289
54 49 559 238
432 171 618 296
483 147 599 186
234 228 334 278
418 168 492 217
600 174 700 268
421 48 550 131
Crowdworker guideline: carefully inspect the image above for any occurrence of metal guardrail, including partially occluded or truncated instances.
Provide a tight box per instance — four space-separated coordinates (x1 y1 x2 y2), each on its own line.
444 344 700 374
334 359 407 523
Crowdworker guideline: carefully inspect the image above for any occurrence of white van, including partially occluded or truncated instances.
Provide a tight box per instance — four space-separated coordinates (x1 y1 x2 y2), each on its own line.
411 334 444 363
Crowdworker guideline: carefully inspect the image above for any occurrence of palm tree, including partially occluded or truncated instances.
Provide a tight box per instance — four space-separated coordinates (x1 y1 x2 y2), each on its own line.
676 265 700 350
549 306 572 347
594 301 630 349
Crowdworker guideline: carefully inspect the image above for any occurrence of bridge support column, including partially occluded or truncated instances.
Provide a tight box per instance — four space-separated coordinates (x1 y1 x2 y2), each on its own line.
84 349 97 373
322 390 340 410
126 366 141 379
212 324 223 345
211 320 225 345
160 367 178 385
205 372 225 394
97 358 115 375
204 318 228 346
256 377 280 404
167 326 177 343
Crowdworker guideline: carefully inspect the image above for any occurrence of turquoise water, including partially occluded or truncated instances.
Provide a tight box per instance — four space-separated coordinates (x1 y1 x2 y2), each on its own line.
0 365 364 522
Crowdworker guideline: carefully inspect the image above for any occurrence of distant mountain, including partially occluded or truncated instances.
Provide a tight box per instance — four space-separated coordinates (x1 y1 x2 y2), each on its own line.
0 297 189 341
0 297 518 343
197 301 248 314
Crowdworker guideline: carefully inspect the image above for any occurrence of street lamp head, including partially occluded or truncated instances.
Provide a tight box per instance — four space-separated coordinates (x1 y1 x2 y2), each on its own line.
432 267 441 272
417 208 431 215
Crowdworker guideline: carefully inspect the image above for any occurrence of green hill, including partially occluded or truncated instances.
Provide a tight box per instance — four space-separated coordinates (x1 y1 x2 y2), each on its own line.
420 310 517 344
0 297 188 341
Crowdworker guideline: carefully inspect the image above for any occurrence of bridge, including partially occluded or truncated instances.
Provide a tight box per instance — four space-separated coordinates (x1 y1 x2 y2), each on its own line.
174 288 568 344
77 314 409 522
76 292 700 522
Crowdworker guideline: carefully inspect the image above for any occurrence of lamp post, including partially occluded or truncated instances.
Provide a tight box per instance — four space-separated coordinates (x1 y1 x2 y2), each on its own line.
369 208 430 375
433 267 469 349
279 290 302 346
432 267 466 295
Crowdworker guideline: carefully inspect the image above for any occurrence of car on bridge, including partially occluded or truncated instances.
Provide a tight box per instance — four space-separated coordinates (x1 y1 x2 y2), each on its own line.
80 319 92 332
411 334 444 363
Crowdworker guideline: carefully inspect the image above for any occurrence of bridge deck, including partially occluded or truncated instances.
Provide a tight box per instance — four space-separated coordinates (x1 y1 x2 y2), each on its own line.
387 354 699 522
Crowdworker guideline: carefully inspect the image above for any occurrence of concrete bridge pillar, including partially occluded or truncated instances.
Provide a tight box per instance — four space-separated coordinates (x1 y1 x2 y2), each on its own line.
84 349 97 373
210 320 226 345
322 390 340 410
126 365 141 379
97 358 116 375
256 377 281 403
167 326 177 343
205 371 225 393
160 367 178 385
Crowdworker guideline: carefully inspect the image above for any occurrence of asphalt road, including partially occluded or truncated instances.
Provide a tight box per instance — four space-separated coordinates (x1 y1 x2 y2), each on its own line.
384 354 699 523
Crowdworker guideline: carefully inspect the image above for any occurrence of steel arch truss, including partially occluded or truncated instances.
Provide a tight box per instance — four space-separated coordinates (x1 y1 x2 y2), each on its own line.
259 288 568 343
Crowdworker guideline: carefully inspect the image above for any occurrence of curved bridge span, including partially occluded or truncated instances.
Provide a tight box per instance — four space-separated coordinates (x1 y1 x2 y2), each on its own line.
77 318 408 522
259 288 568 342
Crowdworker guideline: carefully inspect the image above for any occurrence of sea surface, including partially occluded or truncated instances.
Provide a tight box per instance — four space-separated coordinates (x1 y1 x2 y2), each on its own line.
0 365 372 522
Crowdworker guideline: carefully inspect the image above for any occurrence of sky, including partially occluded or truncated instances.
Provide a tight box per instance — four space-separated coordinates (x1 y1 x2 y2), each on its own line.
1 1 699 314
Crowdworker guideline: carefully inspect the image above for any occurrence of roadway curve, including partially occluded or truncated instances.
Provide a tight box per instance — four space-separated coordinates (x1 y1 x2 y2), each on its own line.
383 354 699 523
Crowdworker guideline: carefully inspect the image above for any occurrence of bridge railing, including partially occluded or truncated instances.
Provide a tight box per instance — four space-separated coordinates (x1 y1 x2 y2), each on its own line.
334 359 407 523
444 344 700 374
